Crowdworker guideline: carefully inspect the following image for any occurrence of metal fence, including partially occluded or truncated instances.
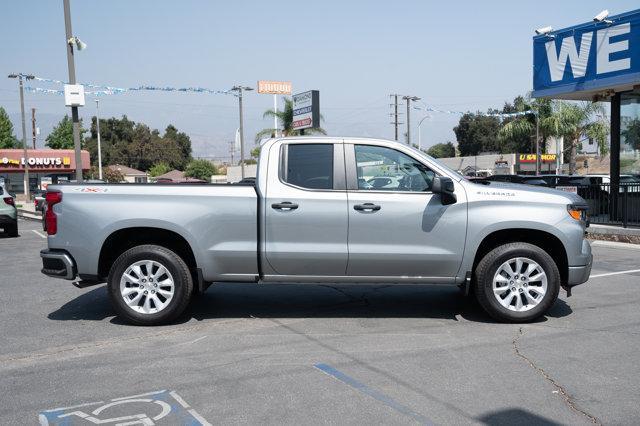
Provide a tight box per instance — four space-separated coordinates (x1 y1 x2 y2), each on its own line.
551 183 640 228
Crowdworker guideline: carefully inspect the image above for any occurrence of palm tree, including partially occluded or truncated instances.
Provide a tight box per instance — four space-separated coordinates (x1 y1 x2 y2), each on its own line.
255 97 326 142
542 101 609 174
498 96 552 155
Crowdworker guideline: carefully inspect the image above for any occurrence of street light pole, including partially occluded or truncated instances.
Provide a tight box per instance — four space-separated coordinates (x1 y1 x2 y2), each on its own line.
63 0 83 183
8 73 33 200
95 99 103 180
417 115 429 152
402 95 421 146
231 85 253 179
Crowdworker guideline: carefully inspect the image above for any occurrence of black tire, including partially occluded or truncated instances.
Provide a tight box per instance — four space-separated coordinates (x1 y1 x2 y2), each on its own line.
474 242 560 323
107 244 194 326
7 221 18 237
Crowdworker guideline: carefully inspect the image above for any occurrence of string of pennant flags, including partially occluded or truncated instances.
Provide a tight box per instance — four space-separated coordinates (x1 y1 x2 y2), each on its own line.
23 74 235 97
414 105 535 119
22 74 536 119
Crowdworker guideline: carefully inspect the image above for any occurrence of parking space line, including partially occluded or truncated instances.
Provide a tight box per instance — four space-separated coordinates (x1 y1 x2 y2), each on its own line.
169 391 190 408
32 230 47 239
590 269 640 278
314 363 434 425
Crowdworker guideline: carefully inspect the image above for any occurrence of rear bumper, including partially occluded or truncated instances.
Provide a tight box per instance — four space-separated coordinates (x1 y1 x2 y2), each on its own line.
567 253 593 287
40 249 77 280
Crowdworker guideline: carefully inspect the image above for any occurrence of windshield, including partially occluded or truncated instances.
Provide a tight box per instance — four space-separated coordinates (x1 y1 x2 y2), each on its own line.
403 144 466 181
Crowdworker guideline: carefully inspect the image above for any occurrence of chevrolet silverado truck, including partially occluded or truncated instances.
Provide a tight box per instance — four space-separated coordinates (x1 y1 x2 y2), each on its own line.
40 137 592 325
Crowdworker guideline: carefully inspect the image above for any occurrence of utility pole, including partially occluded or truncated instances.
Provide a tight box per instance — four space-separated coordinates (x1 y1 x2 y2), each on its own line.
63 0 83 182
95 99 103 180
535 110 540 175
7 73 33 200
402 95 421 145
230 85 253 179
389 94 403 141
31 108 37 149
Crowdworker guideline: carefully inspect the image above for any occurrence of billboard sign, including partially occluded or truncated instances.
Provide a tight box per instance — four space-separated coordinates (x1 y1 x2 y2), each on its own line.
533 9 640 99
257 81 292 95
518 153 557 163
0 149 90 173
292 90 320 131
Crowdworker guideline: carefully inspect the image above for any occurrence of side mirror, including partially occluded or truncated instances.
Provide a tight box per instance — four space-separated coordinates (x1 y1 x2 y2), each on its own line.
432 176 457 205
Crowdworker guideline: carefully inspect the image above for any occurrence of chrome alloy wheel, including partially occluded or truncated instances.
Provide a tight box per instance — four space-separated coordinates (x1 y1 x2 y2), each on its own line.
492 257 548 312
119 260 175 314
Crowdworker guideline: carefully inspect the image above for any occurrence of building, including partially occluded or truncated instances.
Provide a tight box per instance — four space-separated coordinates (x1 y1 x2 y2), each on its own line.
226 164 258 182
0 148 90 194
108 164 148 183
152 169 209 183
533 8 640 180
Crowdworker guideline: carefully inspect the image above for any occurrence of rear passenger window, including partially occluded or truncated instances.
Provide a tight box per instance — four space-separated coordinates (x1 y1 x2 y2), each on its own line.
284 144 334 190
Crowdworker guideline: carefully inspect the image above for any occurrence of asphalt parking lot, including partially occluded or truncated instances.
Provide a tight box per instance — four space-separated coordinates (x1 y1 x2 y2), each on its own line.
1 219 640 425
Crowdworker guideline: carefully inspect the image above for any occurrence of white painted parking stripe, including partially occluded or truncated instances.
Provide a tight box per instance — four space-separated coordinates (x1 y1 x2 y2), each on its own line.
188 408 213 426
32 230 47 239
590 269 640 278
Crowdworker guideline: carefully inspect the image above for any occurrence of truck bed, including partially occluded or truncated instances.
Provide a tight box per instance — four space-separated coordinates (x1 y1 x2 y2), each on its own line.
47 183 259 282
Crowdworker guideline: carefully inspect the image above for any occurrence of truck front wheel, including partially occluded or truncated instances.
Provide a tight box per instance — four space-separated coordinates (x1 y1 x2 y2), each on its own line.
474 242 560 322
107 244 194 326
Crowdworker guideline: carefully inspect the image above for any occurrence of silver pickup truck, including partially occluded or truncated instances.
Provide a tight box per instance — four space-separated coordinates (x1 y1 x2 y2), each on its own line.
41 137 592 325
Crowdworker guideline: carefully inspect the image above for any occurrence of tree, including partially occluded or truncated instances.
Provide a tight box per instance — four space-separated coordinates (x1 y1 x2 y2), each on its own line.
498 96 552 155
542 101 609 174
250 146 261 158
622 118 640 151
184 159 217 182
454 113 501 156
426 142 456 158
85 166 124 182
163 124 192 168
84 116 191 171
148 162 171 177
0 107 19 148
255 97 326 142
46 115 85 149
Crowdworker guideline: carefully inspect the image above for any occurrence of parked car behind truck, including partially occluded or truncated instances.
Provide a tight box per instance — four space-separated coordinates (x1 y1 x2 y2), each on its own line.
40 137 592 325
0 185 18 237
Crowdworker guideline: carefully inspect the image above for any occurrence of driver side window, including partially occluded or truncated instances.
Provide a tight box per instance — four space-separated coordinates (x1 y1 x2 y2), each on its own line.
355 145 435 192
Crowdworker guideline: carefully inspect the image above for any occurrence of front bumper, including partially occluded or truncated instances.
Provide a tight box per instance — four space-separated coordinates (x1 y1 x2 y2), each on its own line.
567 252 593 287
40 249 77 280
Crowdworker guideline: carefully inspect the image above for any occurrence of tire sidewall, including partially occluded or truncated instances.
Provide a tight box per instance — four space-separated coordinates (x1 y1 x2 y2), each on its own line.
108 245 192 325
477 244 560 322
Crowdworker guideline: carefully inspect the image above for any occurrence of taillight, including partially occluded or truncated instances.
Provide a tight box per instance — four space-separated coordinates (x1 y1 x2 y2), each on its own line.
3 197 14 206
45 191 63 235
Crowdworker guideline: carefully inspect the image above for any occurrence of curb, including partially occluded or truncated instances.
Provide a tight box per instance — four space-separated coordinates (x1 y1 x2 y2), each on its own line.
590 240 640 250
17 210 41 222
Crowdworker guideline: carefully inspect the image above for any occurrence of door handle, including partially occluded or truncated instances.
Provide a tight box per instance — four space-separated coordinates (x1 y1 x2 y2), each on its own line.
354 203 381 212
272 201 299 211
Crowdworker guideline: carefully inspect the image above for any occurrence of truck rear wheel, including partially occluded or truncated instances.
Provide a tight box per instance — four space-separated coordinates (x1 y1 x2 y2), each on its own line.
474 242 560 323
107 244 194 326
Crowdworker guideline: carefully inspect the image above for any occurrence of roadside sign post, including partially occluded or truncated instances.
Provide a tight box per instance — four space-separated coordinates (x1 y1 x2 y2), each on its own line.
292 90 320 132
257 81 292 138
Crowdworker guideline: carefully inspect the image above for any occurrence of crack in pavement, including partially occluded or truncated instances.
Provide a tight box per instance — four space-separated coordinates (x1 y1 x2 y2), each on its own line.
513 327 601 425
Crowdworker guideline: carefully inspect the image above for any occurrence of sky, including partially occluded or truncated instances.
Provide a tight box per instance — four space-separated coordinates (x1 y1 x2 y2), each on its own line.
1 0 638 161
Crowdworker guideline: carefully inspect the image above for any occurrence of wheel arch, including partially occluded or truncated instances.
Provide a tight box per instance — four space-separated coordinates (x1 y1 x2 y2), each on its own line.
471 228 568 285
98 227 198 281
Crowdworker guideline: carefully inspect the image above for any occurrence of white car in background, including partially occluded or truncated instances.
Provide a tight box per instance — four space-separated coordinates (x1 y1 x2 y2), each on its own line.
586 174 640 193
